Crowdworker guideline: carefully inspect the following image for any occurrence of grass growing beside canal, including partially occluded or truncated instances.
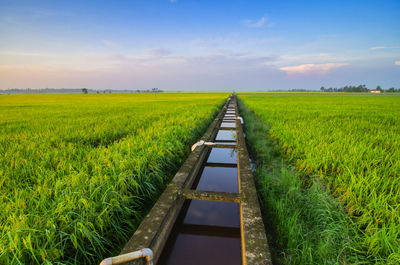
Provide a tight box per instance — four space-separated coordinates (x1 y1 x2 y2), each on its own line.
0 93 227 264
238 97 363 265
238 93 400 264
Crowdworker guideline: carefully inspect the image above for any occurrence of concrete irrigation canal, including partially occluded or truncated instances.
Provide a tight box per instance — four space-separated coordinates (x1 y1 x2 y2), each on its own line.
100 95 271 265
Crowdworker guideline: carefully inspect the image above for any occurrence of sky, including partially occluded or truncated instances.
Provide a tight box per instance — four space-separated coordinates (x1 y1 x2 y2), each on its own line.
0 0 399 91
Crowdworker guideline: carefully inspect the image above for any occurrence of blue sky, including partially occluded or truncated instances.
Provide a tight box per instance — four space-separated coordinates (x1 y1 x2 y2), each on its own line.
0 0 399 91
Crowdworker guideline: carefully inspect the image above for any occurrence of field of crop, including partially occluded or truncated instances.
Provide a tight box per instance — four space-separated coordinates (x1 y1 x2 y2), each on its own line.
0 93 227 264
238 93 400 264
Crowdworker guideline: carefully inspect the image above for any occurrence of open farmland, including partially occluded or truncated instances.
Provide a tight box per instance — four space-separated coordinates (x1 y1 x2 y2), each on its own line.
0 93 227 264
238 93 400 264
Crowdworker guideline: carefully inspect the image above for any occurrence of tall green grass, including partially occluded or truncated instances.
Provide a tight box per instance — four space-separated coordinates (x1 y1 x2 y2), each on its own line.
238 93 400 264
0 93 227 264
238 98 361 264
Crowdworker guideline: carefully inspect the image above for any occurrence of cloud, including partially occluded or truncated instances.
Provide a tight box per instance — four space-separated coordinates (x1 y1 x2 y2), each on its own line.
184 54 276 68
280 63 348 76
92 51 276 71
0 52 282 90
370 46 400 50
395 61 400 66
170 0 177 3
102 40 120 48
243 17 272 28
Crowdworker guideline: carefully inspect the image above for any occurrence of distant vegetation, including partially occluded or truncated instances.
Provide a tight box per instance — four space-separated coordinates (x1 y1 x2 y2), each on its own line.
320 84 400 92
239 93 400 265
0 93 227 264
0 88 164 94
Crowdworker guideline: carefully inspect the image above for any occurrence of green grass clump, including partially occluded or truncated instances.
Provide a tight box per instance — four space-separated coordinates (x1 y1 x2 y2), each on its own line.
0 93 227 264
238 93 400 264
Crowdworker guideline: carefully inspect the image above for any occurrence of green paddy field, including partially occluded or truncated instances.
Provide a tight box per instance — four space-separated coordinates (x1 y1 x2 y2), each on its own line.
238 93 400 264
0 93 227 264
1 92 399 264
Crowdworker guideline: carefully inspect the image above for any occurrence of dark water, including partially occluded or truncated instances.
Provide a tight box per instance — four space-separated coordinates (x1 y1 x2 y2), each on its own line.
215 130 236 141
207 148 237 164
214 142 237 145
193 166 238 193
157 200 241 265
158 230 241 265
157 101 242 265
184 200 240 227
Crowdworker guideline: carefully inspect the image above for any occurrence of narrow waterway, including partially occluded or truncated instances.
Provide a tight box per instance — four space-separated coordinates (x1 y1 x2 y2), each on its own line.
110 95 270 265
157 100 242 265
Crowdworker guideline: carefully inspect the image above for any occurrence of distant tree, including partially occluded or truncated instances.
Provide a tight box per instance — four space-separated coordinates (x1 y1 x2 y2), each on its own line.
387 87 395 93
376 85 383 92
320 86 326 92
361 84 368 92
82 88 88 94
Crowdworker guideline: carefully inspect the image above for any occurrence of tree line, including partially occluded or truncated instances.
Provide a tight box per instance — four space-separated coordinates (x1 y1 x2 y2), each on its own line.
320 85 400 93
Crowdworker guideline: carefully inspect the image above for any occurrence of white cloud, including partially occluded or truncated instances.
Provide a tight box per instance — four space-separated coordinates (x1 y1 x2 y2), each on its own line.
395 61 400 66
94 51 276 70
243 17 272 28
170 0 177 3
370 46 400 50
280 63 348 76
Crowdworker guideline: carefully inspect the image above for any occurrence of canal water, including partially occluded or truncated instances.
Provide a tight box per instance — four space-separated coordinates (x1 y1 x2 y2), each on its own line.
158 101 242 265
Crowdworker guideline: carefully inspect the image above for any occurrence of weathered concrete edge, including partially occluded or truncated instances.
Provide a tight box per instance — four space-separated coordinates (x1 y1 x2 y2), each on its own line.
119 97 229 265
235 96 273 265
181 189 242 203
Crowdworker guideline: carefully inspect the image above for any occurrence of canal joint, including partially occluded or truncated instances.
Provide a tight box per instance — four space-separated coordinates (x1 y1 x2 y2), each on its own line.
180 188 243 203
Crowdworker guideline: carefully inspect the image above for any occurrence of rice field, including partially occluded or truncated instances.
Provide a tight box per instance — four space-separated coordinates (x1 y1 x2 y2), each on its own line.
238 93 400 264
0 93 227 264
